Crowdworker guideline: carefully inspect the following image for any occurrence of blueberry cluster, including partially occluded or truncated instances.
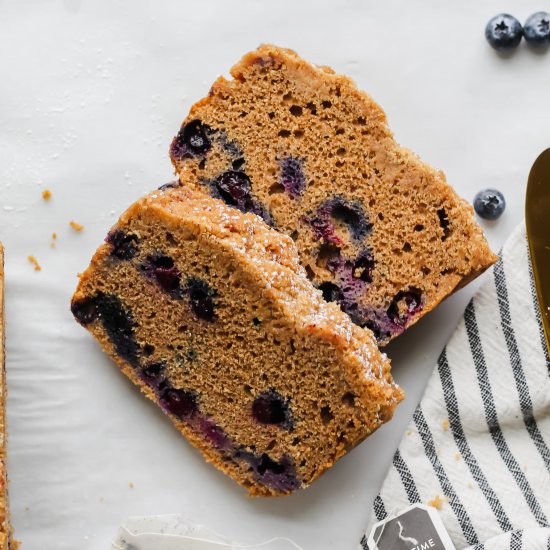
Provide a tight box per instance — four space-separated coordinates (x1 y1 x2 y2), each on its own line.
485 12 550 51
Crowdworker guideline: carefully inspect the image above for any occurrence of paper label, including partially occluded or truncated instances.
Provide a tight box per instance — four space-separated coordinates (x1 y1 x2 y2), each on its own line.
366 503 456 550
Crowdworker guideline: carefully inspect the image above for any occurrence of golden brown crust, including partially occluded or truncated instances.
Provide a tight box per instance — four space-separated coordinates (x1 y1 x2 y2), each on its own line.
171 44 498 344
72 187 403 496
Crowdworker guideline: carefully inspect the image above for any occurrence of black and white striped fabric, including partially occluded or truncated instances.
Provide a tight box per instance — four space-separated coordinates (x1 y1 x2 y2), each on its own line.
361 224 550 550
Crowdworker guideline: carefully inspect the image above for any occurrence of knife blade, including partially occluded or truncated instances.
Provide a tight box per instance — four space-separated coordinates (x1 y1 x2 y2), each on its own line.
526 148 550 356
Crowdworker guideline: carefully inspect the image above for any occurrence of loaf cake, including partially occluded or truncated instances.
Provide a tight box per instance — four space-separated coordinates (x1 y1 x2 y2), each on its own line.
71 185 403 496
170 45 498 344
0 245 11 549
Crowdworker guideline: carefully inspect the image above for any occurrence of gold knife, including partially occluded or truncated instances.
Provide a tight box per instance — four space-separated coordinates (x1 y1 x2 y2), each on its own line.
526 148 550 355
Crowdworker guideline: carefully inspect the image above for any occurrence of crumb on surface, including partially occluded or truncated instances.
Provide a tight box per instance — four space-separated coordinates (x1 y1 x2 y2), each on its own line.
42 189 52 201
468 482 474 489
128 482 134 489
454 452 461 461
28 255 41 271
442 419 449 431
405 430 413 436
427 495 446 510
69 221 84 232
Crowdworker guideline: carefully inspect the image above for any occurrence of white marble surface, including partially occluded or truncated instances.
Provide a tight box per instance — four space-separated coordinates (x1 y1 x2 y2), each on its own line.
1 1 548 548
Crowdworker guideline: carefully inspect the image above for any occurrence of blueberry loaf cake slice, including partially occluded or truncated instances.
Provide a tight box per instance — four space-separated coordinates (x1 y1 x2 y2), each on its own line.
71 186 403 496
170 45 498 345
0 245 11 549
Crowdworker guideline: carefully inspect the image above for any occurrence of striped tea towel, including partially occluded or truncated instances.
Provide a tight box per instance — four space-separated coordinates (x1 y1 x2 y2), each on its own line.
361 223 550 550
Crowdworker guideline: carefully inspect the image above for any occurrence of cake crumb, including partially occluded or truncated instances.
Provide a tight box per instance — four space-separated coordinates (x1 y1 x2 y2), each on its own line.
442 418 449 431
454 452 461 461
28 255 41 271
428 495 446 510
405 430 413 436
51 232 57 248
128 482 134 489
70 221 84 232
468 482 474 489
42 189 52 201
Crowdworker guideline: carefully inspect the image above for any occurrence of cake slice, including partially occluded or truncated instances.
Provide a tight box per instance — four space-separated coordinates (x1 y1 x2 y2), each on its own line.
0 245 11 549
170 45 498 345
71 185 403 496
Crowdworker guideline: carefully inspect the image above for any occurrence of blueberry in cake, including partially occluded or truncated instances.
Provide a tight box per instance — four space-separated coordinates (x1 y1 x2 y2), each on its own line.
0 245 12 549
170 45 498 344
71 186 403 496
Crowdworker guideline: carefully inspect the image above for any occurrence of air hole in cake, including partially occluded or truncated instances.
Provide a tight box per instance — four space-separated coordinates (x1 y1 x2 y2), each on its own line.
268 111 275 119
159 386 198 419
278 157 305 198
318 282 344 303
336 128 345 135
186 278 216 321
320 406 334 425
252 390 292 427
165 232 177 246
293 129 304 138
352 249 375 283
141 254 182 298
171 119 212 159
198 159 206 170
387 289 423 327
441 268 456 276
335 160 345 168
106 230 139 260
305 102 317 115
232 157 245 170
268 182 285 195
414 224 424 232
304 265 316 281
336 148 346 156
142 343 155 356
402 242 412 253
252 317 261 326
289 105 303 116
282 92 292 102
266 439 276 451
278 129 291 138
322 100 332 109
243 385 253 396
342 392 356 407
291 437 301 446
437 208 451 241
422 267 431 275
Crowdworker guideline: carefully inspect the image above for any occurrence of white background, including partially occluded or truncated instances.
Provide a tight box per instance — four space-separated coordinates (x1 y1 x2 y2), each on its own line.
1 1 549 548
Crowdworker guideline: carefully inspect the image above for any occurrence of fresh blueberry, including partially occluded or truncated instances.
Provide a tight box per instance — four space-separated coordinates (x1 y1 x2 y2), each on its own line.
105 230 139 260
485 14 523 51
171 119 212 159
97 294 140 368
279 157 306 198
159 386 198 419
387 289 423 327
141 254 182 297
252 390 291 427
186 278 216 321
524 12 550 47
473 189 506 220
